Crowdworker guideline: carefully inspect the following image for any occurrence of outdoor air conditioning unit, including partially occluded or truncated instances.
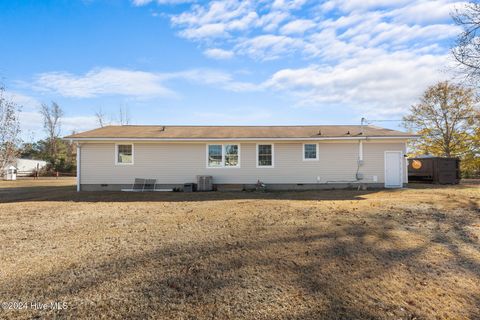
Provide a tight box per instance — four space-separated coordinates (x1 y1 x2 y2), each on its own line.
196 175 213 191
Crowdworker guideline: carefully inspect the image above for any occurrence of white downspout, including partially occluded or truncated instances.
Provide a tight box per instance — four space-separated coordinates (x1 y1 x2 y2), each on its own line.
76 144 81 192
359 140 363 161
356 139 364 182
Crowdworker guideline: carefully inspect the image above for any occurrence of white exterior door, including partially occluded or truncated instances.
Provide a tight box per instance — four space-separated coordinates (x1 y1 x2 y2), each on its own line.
384 151 402 188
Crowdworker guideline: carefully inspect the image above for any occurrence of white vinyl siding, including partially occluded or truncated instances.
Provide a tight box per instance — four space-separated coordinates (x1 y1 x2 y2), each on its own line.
80 141 406 185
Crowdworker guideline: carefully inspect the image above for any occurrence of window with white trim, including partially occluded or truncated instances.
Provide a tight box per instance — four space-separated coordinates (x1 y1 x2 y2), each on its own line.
116 144 133 164
224 144 239 167
207 144 240 167
303 143 318 160
257 144 273 167
208 145 222 167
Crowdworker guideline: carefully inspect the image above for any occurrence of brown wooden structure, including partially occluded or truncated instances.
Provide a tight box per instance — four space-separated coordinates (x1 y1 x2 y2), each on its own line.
408 157 460 184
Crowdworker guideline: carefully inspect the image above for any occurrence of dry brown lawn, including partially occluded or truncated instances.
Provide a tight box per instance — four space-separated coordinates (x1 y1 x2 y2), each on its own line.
0 178 479 319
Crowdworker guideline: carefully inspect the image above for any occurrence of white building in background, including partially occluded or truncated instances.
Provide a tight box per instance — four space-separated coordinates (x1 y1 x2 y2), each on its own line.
15 158 48 176
3 165 17 180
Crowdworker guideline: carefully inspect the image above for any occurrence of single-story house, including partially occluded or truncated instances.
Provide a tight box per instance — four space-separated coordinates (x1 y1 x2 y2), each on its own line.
65 125 417 192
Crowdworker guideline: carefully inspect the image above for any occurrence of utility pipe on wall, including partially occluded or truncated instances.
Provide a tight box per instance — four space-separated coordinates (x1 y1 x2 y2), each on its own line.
76 144 81 192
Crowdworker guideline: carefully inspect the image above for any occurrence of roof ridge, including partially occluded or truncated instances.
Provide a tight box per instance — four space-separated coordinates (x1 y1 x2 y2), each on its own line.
98 124 372 127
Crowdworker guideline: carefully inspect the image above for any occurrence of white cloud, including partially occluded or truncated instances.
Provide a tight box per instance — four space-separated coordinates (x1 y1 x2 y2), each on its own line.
389 0 465 24
167 0 465 62
31 67 257 98
4 91 41 109
271 0 308 10
318 1 336 12
366 23 461 47
172 1 259 39
166 69 232 84
132 0 151 5
322 0 412 13
33 68 174 98
23 0 469 125
279 19 316 35
263 51 451 116
165 69 258 91
235 35 305 60
228 11 259 31
257 11 291 32
132 0 193 6
203 48 235 59
169 0 302 50
171 0 253 27
18 111 98 140
179 23 227 39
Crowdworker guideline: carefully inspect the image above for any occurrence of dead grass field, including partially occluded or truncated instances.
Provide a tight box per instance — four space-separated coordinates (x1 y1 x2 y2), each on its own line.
0 178 479 319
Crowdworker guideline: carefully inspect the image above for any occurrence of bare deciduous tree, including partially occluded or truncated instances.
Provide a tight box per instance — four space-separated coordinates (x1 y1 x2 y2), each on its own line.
0 85 21 172
94 106 133 128
118 106 130 125
40 102 63 161
95 107 107 127
452 2 480 82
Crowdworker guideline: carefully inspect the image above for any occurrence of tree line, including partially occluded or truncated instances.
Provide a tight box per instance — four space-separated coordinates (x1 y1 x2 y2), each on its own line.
0 90 132 175
1 2 480 177
0 94 77 174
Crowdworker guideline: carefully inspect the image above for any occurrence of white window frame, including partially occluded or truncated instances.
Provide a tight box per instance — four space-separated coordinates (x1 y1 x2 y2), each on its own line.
206 144 241 168
303 143 319 161
256 143 274 168
115 143 134 165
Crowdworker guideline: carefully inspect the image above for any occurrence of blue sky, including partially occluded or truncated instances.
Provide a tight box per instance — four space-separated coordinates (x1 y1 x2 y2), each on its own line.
0 0 464 140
